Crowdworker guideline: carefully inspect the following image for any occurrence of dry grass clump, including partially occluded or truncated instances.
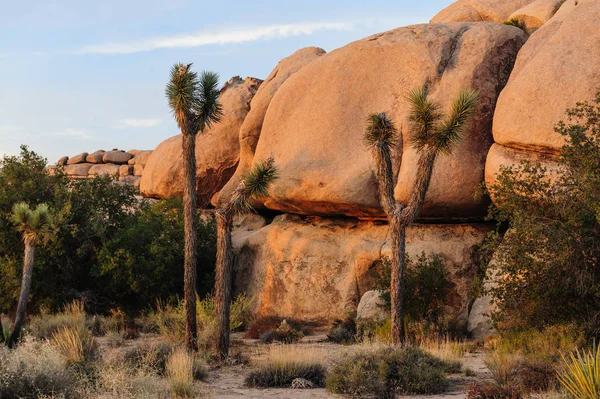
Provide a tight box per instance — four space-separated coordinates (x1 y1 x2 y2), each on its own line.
29 300 86 340
326 344 449 398
0 337 76 398
166 347 195 397
87 362 170 399
52 324 98 365
245 345 326 388
417 335 466 373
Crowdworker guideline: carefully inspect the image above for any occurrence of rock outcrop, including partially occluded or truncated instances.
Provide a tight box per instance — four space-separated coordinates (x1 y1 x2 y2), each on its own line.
140 76 262 206
508 0 567 34
86 150 106 164
67 152 88 165
233 214 491 324
431 0 537 23
357 291 388 326
252 23 525 220
214 47 326 207
486 0 600 187
54 148 151 190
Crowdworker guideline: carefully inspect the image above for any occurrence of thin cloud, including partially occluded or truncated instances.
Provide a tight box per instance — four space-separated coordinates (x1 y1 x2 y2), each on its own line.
41 128 94 140
117 118 163 128
74 22 354 55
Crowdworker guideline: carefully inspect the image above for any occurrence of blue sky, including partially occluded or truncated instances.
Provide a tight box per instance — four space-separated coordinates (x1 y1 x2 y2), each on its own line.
0 0 453 163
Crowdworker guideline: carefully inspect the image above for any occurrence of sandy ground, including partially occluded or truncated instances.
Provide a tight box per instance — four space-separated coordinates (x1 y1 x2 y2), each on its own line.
197 333 492 399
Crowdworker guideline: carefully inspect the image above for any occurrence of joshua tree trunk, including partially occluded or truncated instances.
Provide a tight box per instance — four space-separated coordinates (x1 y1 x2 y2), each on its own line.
182 133 198 351
214 210 233 358
0 311 4 344
7 241 35 347
389 217 406 343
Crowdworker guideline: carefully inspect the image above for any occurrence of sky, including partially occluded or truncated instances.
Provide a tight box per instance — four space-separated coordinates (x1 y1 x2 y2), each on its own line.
0 0 453 163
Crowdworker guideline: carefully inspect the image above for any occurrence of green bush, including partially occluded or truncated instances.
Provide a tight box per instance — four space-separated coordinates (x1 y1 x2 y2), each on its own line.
122 342 175 375
480 92 600 333
326 346 449 398
328 316 357 344
0 147 217 317
372 252 452 329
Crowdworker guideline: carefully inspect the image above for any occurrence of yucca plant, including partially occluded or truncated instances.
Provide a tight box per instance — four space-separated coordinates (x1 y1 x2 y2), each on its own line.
557 344 600 399
6 202 53 347
365 88 477 344
214 157 278 358
166 63 223 351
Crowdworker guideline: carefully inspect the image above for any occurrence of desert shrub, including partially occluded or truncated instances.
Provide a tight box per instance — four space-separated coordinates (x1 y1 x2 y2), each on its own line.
29 300 86 339
328 316 357 344
52 324 98 365
485 351 522 389
496 324 585 364
245 346 326 388
260 320 304 344
557 344 600 399
0 337 76 398
480 93 600 333
518 361 557 393
372 253 452 331
122 342 175 375
326 345 448 397
467 384 522 399
166 348 194 398
90 361 169 399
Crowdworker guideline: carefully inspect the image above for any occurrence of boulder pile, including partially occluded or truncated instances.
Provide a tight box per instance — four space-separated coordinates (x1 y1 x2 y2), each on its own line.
81 0 597 337
52 148 152 189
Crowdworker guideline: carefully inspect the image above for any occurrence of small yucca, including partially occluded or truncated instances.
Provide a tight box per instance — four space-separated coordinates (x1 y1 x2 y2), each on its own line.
166 347 195 397
558 345 600 399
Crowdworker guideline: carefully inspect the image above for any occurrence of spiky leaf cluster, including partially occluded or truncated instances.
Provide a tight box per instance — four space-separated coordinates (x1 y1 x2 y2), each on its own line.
408 87 477 155
364 113 398 148
225 157 278 216
166 63 223 135
11 202 53 244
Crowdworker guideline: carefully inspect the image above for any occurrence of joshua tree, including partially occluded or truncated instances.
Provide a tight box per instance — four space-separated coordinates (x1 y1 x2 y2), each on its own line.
166 63 223 351
6 202 52 347
214 156 278 358
365 87 477 344
0 313 4 344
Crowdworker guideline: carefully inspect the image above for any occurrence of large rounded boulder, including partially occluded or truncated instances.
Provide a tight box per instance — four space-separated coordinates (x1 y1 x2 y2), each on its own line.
214 47 326 206
253 23 526 219
140 76 261 205
487 0 600 189
431 0 537 23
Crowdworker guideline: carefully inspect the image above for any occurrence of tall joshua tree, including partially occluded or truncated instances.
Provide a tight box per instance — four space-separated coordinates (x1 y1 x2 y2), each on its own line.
215 156 278 358
166 63 223 351
6 202 52 347
365 87 477 344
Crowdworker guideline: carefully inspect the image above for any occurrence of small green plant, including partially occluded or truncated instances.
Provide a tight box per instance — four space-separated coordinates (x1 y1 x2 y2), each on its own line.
465 367 476 377
326 345 449 397
122 342 176 375
245 346 326 388
504 18 525 30
557 344 600 399
166 347 195 398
